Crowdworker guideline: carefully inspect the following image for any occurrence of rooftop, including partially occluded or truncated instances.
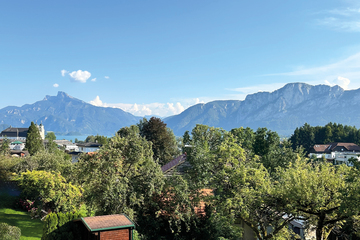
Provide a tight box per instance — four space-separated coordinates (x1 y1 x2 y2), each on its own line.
311 142 360 153
80 214 135 232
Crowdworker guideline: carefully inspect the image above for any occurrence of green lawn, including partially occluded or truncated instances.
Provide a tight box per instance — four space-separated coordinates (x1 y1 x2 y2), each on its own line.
0 194 43 240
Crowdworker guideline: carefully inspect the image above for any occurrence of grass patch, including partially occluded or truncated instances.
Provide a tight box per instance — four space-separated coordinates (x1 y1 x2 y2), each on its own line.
0 193 43 240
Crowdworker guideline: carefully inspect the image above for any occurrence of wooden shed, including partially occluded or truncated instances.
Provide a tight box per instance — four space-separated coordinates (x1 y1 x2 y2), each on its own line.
76 214 135 240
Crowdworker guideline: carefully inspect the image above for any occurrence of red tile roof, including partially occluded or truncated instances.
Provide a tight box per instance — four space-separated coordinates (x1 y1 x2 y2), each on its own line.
81 214 135 232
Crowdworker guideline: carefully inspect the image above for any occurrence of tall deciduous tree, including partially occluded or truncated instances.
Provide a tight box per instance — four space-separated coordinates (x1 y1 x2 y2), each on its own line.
230 127 255 152
138 117 179 166
25 122 44 156
278 160 355 240
253 127 280 157
75 132 164 219
186 125 297 240
45 132 56 141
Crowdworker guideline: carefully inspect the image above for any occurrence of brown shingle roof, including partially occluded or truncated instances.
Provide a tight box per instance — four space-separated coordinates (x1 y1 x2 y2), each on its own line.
81 214 135 232
311 142 360 153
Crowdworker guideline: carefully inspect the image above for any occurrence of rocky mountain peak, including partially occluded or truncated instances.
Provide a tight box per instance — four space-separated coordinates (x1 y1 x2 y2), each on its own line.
57 91 72 98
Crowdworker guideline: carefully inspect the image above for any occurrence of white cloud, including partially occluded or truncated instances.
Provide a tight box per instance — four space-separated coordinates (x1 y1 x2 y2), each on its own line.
317 7 360 32
266 52 360 77
61 70 68 77
89 96 103 106
104 76 109 79
69 70 91 83
325 76 351 89
91 78 96 82
53 83 59 88
89 96 190 117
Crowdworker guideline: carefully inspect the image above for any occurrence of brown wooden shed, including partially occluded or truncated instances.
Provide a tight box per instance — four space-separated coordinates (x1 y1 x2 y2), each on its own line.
76 214 135 240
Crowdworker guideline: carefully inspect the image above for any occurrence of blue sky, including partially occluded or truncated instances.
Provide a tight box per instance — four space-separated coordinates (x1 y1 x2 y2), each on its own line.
1 0 360 117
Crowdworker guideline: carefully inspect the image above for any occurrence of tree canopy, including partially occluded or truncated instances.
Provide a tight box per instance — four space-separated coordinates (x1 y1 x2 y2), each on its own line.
75 132 164 218
290 122 360 152
25 122 44 156
137 117 179 166
16 170 82 213
45 132 56 141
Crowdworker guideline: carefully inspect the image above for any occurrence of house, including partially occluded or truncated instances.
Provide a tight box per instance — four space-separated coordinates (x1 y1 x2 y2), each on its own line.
76 142 102 153
74 214 135 240
53 139 79 152
0 127 29 140
10 140 25 151
0 124 45 140
309 142 360 165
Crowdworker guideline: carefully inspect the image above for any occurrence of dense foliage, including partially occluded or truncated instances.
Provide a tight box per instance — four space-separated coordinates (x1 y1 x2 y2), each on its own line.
290 122 360 152
42 212 83 240
25 122 44 156
16 170 82 213
0 222 21 240
137 117 179 166
4 121 360 240
75 132 164 218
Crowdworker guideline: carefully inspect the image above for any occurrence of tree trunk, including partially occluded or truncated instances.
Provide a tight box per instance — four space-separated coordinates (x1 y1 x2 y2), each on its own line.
316 213 326 240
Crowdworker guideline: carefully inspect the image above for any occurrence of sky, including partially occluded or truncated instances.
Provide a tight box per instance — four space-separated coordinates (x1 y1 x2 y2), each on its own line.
1 0 360 117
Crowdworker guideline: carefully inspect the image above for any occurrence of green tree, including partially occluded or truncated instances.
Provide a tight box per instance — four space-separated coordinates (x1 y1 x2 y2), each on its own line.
0 155 21 181
185 125 228 189
230 126 255 151
278 160 355 240
75 132 164 219
117 125 140 138
16 170 82 212
137 117 179 166
25 122 44 155
137 175 241 240
45 132 56 141
224 163 298 240
253 127 280 157
0 137 10 156
260 140 305 175
85 135 108 144
185 125 296 240
15 149 73 178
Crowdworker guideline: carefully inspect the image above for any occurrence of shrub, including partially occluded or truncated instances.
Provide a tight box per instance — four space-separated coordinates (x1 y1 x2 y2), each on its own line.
42 211 83 240
0 222 21 240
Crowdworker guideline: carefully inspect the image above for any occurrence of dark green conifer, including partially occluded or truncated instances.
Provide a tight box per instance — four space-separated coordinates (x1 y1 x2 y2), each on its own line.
25 122 44 155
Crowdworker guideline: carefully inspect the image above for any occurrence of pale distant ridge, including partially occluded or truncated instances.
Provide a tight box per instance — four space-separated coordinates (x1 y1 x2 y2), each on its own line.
1 84 360 136
164 83 360 136
0 91 141 135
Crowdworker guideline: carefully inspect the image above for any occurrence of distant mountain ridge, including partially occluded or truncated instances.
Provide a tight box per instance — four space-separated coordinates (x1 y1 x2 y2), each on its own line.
0 91 141 135
164 83 360 136
1 83 360 137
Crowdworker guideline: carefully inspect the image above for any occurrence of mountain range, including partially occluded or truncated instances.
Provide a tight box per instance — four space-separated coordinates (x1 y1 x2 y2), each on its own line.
0 92 141 135
1 83 360 136
164 83 360 136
